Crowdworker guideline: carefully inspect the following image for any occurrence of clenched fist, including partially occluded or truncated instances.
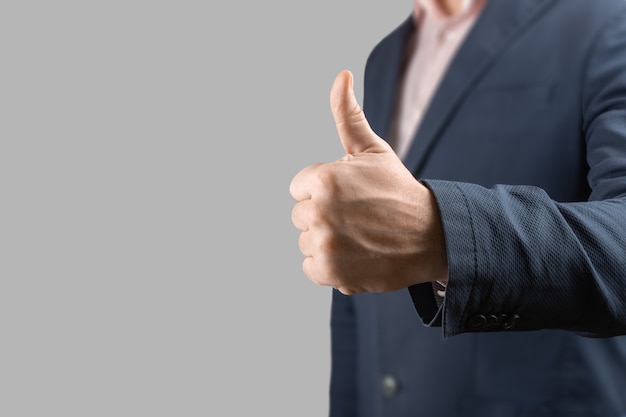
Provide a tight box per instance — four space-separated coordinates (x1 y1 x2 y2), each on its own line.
289 70 448 295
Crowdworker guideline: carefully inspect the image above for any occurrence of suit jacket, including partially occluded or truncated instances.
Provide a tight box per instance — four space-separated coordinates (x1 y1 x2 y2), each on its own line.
330 0 626 416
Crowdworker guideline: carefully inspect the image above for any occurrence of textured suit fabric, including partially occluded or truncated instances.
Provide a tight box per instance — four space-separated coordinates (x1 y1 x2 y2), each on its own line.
329 0 626 416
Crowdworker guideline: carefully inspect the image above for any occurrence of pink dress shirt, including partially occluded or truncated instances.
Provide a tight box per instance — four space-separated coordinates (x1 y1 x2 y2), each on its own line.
390 0 487 160
389 0 487 297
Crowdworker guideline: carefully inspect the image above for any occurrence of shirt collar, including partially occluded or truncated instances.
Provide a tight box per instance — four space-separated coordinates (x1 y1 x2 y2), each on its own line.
413 0 484 23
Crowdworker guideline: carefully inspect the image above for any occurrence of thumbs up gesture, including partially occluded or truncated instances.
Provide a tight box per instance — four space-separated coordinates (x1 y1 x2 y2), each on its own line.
289 70 448 295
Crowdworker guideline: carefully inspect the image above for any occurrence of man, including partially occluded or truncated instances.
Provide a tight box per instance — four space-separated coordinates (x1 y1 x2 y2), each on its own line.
290 0 626 415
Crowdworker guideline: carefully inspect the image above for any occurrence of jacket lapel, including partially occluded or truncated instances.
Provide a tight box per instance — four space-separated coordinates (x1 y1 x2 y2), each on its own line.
363 16 414 141
402 0 555 173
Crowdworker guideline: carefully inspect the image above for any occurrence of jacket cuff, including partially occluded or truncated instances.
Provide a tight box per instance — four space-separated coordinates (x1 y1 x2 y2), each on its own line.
414 179 478 338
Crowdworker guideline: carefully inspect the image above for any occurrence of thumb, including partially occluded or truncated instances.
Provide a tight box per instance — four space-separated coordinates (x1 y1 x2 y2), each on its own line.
331 70 390 154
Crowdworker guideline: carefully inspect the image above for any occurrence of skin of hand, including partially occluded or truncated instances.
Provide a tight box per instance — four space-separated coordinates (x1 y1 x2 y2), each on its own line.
289 70 448 295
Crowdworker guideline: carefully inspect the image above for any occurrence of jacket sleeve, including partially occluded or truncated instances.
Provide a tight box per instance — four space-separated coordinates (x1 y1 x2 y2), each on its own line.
409 9 626 339
329 289 358 417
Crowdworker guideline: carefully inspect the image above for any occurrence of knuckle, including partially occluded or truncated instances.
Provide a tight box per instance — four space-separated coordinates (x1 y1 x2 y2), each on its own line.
315 166 341 197
297 232 308 254
291 204 299 225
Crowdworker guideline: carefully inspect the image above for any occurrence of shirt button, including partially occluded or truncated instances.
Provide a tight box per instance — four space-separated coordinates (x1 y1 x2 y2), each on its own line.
380 374 401 398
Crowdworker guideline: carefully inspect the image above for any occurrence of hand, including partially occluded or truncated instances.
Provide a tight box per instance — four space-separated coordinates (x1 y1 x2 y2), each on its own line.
289 70 448 295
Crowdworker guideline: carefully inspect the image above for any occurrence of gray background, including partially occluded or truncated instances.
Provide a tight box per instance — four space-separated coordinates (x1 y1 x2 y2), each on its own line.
1 1 410 415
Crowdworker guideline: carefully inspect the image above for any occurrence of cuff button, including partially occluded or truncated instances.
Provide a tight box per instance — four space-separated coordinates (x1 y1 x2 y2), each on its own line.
468 314 487 330
503 314 520 330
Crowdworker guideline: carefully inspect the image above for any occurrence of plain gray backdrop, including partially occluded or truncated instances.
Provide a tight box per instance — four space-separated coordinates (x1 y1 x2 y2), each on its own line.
1 1 410 415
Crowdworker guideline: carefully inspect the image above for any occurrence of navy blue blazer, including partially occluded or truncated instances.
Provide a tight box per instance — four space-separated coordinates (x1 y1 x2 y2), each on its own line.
330 0 626 416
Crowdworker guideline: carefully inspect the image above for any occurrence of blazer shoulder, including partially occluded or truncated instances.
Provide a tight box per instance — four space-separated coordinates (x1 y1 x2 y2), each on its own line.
554 0 626 26
365 15 413 69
